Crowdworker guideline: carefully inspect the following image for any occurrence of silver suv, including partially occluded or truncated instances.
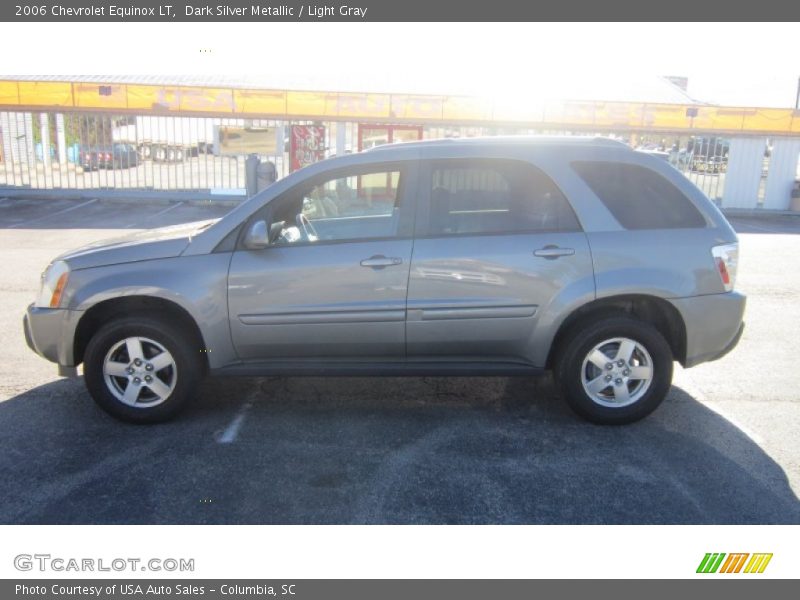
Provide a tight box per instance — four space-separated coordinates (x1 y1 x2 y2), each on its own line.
23 137 745 424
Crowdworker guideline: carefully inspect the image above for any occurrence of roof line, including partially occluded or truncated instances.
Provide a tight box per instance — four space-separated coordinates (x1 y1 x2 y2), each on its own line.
365 135 631 151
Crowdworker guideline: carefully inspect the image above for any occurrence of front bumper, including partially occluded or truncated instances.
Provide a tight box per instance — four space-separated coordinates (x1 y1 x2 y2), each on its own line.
669 291 746 368
23 303 81 371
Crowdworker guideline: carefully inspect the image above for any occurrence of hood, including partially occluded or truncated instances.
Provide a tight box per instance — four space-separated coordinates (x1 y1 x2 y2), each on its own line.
56 219 218 270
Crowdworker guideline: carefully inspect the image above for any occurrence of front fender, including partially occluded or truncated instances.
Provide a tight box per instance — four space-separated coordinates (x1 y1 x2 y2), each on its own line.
66 254 237 369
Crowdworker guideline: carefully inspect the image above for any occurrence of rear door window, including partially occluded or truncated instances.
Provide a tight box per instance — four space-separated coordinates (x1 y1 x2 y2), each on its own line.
424 159 581 236
572 161 706 229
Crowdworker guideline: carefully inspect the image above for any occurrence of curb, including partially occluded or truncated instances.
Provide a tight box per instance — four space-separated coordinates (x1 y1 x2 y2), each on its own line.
721 208 800 218
0 188 246 208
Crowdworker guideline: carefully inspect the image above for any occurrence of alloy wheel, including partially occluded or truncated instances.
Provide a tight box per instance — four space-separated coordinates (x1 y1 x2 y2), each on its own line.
102 336 177 408
580 337 654 407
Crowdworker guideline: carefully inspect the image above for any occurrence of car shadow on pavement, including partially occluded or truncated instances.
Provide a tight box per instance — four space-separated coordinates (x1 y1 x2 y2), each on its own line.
0 374 798 525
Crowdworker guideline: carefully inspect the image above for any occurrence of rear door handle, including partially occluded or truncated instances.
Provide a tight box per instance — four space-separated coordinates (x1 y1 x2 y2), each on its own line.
533 246 575 259
360 255 403 268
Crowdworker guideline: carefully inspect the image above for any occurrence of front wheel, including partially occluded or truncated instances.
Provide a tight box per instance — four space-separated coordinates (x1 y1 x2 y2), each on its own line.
555 316 673 425
83 316 202 423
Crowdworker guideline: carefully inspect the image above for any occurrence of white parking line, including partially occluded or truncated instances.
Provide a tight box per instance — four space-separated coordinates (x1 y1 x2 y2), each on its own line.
124 201 185 229
216 401 253 444
8 198 98 228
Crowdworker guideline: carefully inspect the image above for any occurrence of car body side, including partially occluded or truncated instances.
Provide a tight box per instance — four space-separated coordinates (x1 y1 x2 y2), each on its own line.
24 139 745 377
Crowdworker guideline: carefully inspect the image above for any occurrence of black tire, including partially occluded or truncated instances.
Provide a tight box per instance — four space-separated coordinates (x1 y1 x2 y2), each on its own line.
83 316 202 424
554 316 673 425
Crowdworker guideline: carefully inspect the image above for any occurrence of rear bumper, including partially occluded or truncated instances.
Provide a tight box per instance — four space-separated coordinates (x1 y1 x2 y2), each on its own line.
23 304 81 368
669 291 746 368
714 321 745 362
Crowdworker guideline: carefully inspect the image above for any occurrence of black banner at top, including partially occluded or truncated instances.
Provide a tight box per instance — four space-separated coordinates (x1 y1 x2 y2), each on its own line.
2 0 800 21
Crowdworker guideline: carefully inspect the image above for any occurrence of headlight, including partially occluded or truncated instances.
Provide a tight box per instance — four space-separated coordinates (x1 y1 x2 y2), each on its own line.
35 261 70 308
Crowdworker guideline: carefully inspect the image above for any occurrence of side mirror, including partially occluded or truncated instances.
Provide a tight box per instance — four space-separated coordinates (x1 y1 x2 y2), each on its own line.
243 220 269 250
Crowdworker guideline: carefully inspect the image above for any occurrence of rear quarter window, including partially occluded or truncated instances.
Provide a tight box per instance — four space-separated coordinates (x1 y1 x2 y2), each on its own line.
572 161 706 230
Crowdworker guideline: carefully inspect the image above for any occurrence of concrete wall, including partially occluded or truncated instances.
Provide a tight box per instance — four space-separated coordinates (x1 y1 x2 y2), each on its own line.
763 138 800 210
721 136 800 211
721 137 767 210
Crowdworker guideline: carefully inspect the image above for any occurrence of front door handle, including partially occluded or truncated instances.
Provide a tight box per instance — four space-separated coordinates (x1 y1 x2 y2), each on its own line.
534 245 575 259
360 255 403 268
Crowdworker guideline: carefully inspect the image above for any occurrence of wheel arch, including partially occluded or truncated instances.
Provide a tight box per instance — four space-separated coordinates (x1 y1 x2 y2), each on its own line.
74 295 209 373
546 294 687 369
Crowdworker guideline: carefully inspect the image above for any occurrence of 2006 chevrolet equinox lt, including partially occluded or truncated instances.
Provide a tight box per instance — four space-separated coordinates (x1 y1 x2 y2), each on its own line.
23 137 745 424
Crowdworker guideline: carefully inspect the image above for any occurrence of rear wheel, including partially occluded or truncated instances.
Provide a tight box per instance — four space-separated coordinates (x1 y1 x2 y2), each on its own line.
83 316 202 423
555 316 673 424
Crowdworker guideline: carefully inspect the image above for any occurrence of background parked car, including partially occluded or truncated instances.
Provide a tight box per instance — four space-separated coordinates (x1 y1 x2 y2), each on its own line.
80 143 140 171
106 143 140 169
79 146 103 171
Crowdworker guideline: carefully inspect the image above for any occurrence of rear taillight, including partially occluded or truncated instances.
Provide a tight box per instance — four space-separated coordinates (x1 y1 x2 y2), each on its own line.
712 243 738 292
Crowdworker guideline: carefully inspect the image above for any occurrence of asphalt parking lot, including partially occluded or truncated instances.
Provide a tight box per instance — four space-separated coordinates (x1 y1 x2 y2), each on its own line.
0 196 799 524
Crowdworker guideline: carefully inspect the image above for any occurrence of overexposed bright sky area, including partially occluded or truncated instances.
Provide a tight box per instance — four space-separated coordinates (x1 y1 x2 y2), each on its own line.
1 22 797 108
